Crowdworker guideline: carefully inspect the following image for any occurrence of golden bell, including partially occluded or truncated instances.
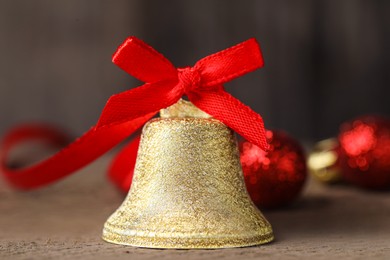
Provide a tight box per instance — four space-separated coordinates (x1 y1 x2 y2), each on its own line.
102 100 274 249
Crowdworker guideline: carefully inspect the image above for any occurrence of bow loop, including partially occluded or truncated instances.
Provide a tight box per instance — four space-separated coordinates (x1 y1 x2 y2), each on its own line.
113 37 177 83
195 38 264 87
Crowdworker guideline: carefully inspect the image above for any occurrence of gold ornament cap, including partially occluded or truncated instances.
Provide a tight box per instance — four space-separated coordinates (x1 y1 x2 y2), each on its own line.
102 100 274 248
307 138 342 184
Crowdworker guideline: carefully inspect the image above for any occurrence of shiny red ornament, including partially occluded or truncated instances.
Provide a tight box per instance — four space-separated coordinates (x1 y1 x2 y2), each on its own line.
338 115 390 189
239 130 307 208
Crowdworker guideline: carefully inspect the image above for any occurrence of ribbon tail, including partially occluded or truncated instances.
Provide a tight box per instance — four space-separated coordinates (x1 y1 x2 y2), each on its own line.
189 88 269 151
108 135 141 192
1 124 70 151
0 113 155 190
1 80 181 190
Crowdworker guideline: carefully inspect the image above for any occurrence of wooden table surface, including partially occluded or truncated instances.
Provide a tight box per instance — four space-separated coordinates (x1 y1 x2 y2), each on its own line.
1 154 389 259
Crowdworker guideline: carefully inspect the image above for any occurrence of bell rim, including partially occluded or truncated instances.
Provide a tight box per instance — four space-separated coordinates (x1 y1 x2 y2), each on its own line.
102 229 274 249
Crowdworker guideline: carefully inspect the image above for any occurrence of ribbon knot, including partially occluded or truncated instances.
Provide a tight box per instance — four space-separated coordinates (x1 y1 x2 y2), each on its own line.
177 67 201 93
1 36 269 190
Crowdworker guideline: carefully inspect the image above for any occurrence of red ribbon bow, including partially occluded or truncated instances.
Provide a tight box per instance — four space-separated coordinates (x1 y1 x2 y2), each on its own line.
1 37 268 190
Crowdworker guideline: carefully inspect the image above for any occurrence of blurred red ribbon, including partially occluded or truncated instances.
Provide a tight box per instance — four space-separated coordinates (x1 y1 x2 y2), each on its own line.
1 36 268 190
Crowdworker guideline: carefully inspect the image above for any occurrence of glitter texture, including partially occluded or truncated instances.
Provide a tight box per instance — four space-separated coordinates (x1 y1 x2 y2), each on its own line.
239 130 306 208
102 102 273 248
338 116 390 189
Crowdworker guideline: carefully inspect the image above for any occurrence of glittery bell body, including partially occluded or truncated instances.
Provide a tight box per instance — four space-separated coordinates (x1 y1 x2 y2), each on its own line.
102 100 274 249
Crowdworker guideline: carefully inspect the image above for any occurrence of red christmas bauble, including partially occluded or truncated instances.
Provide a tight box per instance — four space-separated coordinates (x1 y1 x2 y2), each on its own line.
239 130 307 208
338 115 390 189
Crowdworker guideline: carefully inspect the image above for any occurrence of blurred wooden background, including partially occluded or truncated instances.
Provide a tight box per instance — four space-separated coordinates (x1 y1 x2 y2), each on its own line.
0 0 389 141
